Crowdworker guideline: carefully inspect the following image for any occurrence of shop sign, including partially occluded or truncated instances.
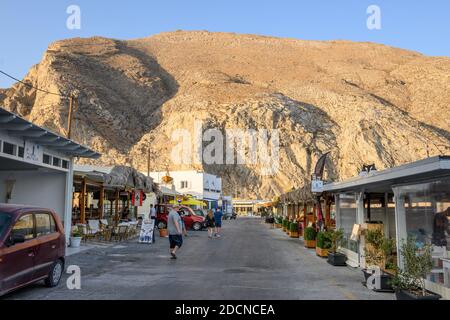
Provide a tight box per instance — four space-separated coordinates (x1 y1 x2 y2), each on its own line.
24 141 43 164
139 219 155 244
132 190 143 206
311 179 324 193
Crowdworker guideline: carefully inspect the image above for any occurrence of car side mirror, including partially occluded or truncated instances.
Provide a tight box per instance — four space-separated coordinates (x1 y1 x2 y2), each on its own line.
11 234 25 245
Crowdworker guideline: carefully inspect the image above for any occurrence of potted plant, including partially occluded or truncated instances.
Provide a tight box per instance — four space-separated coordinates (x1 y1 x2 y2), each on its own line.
327 229 347 266
289 222 299 238
159 226 168 237
304 227 317 248
316 231 332 257
282 219 288 232
391 238 440 300
70 229 83 248
363 228 396 291
275 216 282 228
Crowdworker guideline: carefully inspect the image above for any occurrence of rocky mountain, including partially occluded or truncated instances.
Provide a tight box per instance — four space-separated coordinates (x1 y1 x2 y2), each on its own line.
1 31 449 198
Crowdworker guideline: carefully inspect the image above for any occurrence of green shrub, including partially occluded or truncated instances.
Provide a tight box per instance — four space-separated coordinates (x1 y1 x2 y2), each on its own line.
317 231 332 249
289 222 298 232
304 227 317 241
330 229 344 253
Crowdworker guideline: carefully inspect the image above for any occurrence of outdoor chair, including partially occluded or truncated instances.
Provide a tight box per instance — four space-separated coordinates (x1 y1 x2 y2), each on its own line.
87 219 106 241
112 225 128 242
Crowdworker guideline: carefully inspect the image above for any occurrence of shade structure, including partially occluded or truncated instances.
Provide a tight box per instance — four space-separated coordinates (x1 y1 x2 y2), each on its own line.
169 197 207 206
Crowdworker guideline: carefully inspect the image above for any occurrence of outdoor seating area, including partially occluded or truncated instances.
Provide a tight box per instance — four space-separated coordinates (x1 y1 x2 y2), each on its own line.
73 219 141 243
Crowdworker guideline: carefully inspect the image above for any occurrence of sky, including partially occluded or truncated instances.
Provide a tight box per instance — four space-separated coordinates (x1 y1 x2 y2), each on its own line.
0 0 449 88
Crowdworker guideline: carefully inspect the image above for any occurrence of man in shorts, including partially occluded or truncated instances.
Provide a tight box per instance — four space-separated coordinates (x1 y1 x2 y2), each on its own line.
214 206 223 237
168 206 183 259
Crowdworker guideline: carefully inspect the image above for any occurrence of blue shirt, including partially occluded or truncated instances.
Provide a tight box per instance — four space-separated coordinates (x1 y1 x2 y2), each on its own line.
214 210 223 222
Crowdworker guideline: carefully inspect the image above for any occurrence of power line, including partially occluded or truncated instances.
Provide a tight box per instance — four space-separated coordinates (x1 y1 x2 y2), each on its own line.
0 69 69 98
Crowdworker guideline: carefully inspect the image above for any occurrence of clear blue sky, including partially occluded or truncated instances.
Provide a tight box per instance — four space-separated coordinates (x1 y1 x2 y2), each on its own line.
0 0 449 88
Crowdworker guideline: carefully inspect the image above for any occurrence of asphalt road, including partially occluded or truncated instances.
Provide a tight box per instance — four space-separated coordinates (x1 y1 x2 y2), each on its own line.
4 217 394 300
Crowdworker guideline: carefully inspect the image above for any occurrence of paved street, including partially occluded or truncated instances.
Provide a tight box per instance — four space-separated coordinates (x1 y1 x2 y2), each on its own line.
4 217 393 300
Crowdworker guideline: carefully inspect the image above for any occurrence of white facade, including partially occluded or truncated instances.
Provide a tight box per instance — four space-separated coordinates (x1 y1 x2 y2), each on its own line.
0 107 100 244
149 170 222 207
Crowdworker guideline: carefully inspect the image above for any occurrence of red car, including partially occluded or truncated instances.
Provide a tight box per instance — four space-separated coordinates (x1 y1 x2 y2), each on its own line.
0 204 66 297
156 204 205 231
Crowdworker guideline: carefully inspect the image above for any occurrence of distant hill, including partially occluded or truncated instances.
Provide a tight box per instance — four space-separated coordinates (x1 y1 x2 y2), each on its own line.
1 31 449 198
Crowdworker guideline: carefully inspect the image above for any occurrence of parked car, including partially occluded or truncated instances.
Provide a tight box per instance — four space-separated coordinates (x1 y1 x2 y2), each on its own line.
156 204 205 231
0 204 66 297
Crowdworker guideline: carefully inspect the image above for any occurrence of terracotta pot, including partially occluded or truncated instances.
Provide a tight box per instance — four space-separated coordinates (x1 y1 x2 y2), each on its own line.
159 229 168 237
275 223 282 229
290 231 299 238
305 240 316 248
316 247 329 257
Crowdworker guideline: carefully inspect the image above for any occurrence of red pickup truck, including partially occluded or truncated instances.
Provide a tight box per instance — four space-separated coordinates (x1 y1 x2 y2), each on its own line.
156 204 206 231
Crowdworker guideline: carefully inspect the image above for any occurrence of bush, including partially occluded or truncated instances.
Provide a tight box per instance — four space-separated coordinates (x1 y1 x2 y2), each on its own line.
317 231 332 249
391 237 433 296
304 227 317 241
329 229 344 253
276 216 283 224
289 222 298 232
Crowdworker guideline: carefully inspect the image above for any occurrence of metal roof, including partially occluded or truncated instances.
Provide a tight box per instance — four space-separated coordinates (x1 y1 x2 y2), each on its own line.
323 156 450 193
0 107 100 159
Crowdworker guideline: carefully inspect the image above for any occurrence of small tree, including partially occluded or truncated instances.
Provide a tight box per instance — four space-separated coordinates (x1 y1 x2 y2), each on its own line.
330 229 344 254
391 237 433 296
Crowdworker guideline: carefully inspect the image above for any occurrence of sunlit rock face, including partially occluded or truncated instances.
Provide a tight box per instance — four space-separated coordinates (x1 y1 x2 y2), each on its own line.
1 31 449 198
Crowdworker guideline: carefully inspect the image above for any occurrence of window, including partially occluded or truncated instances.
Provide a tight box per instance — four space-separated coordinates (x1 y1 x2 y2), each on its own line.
18 146 24 158
62 160 69 169
180 181 189 189
12 214 34 241
52 157 61 167
43 154 51 165
35 213 56 237
0 212 12 239
3 141 16 156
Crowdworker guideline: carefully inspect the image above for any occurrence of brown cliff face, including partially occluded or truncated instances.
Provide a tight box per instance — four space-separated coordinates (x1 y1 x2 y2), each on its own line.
1 31 449 198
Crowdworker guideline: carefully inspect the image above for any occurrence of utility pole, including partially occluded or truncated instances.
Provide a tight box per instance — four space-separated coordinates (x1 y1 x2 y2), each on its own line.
147 147 151 177
67 94 76 139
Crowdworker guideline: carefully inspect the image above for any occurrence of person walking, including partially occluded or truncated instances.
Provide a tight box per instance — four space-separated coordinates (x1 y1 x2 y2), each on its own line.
205 210 215 239
167 206 183 259
214 206 223 238
149 204 157 243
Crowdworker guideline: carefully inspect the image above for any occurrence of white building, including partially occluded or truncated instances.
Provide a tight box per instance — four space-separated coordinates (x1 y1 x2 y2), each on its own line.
0 107 100 244
149 170 222 209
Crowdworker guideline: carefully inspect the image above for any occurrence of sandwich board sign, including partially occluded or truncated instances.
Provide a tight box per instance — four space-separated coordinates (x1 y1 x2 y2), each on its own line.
139 219 155 244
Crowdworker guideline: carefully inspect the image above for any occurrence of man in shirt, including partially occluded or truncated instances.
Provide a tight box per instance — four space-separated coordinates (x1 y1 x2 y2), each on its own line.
214 207 223 238
167 206 183 259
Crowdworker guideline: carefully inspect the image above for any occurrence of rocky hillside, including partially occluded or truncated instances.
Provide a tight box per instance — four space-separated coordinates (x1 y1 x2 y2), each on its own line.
1 31 449 198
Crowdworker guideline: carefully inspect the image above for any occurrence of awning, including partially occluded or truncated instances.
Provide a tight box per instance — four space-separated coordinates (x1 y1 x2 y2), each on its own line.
0 107 100 159
169 198 207 207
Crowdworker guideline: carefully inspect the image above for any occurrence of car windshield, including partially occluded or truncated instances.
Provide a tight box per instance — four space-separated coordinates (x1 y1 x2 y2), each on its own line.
194 209 205 216
0 212 12 239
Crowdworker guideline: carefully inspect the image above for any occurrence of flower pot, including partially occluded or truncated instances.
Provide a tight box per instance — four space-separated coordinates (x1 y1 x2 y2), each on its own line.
275 223 282 228
159 229 168 237
305 240 316 248
316 247 329 257
290 231 299 238
395 289 441 300
327 252 347 266
70 236 82 248
362 269 394 292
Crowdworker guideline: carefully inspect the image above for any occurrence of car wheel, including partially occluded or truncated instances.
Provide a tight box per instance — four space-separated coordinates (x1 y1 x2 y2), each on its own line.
192 222 202 231
157 221 167 229
45 259 64 288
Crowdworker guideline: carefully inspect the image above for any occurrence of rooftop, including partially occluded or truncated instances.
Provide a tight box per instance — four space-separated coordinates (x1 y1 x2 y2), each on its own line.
0 107 100 159
323 156 450 193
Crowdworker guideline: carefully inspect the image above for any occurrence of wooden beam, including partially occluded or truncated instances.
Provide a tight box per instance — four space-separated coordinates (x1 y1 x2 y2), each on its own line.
80 177 87 224
114 189 120 223
99 186 104 219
